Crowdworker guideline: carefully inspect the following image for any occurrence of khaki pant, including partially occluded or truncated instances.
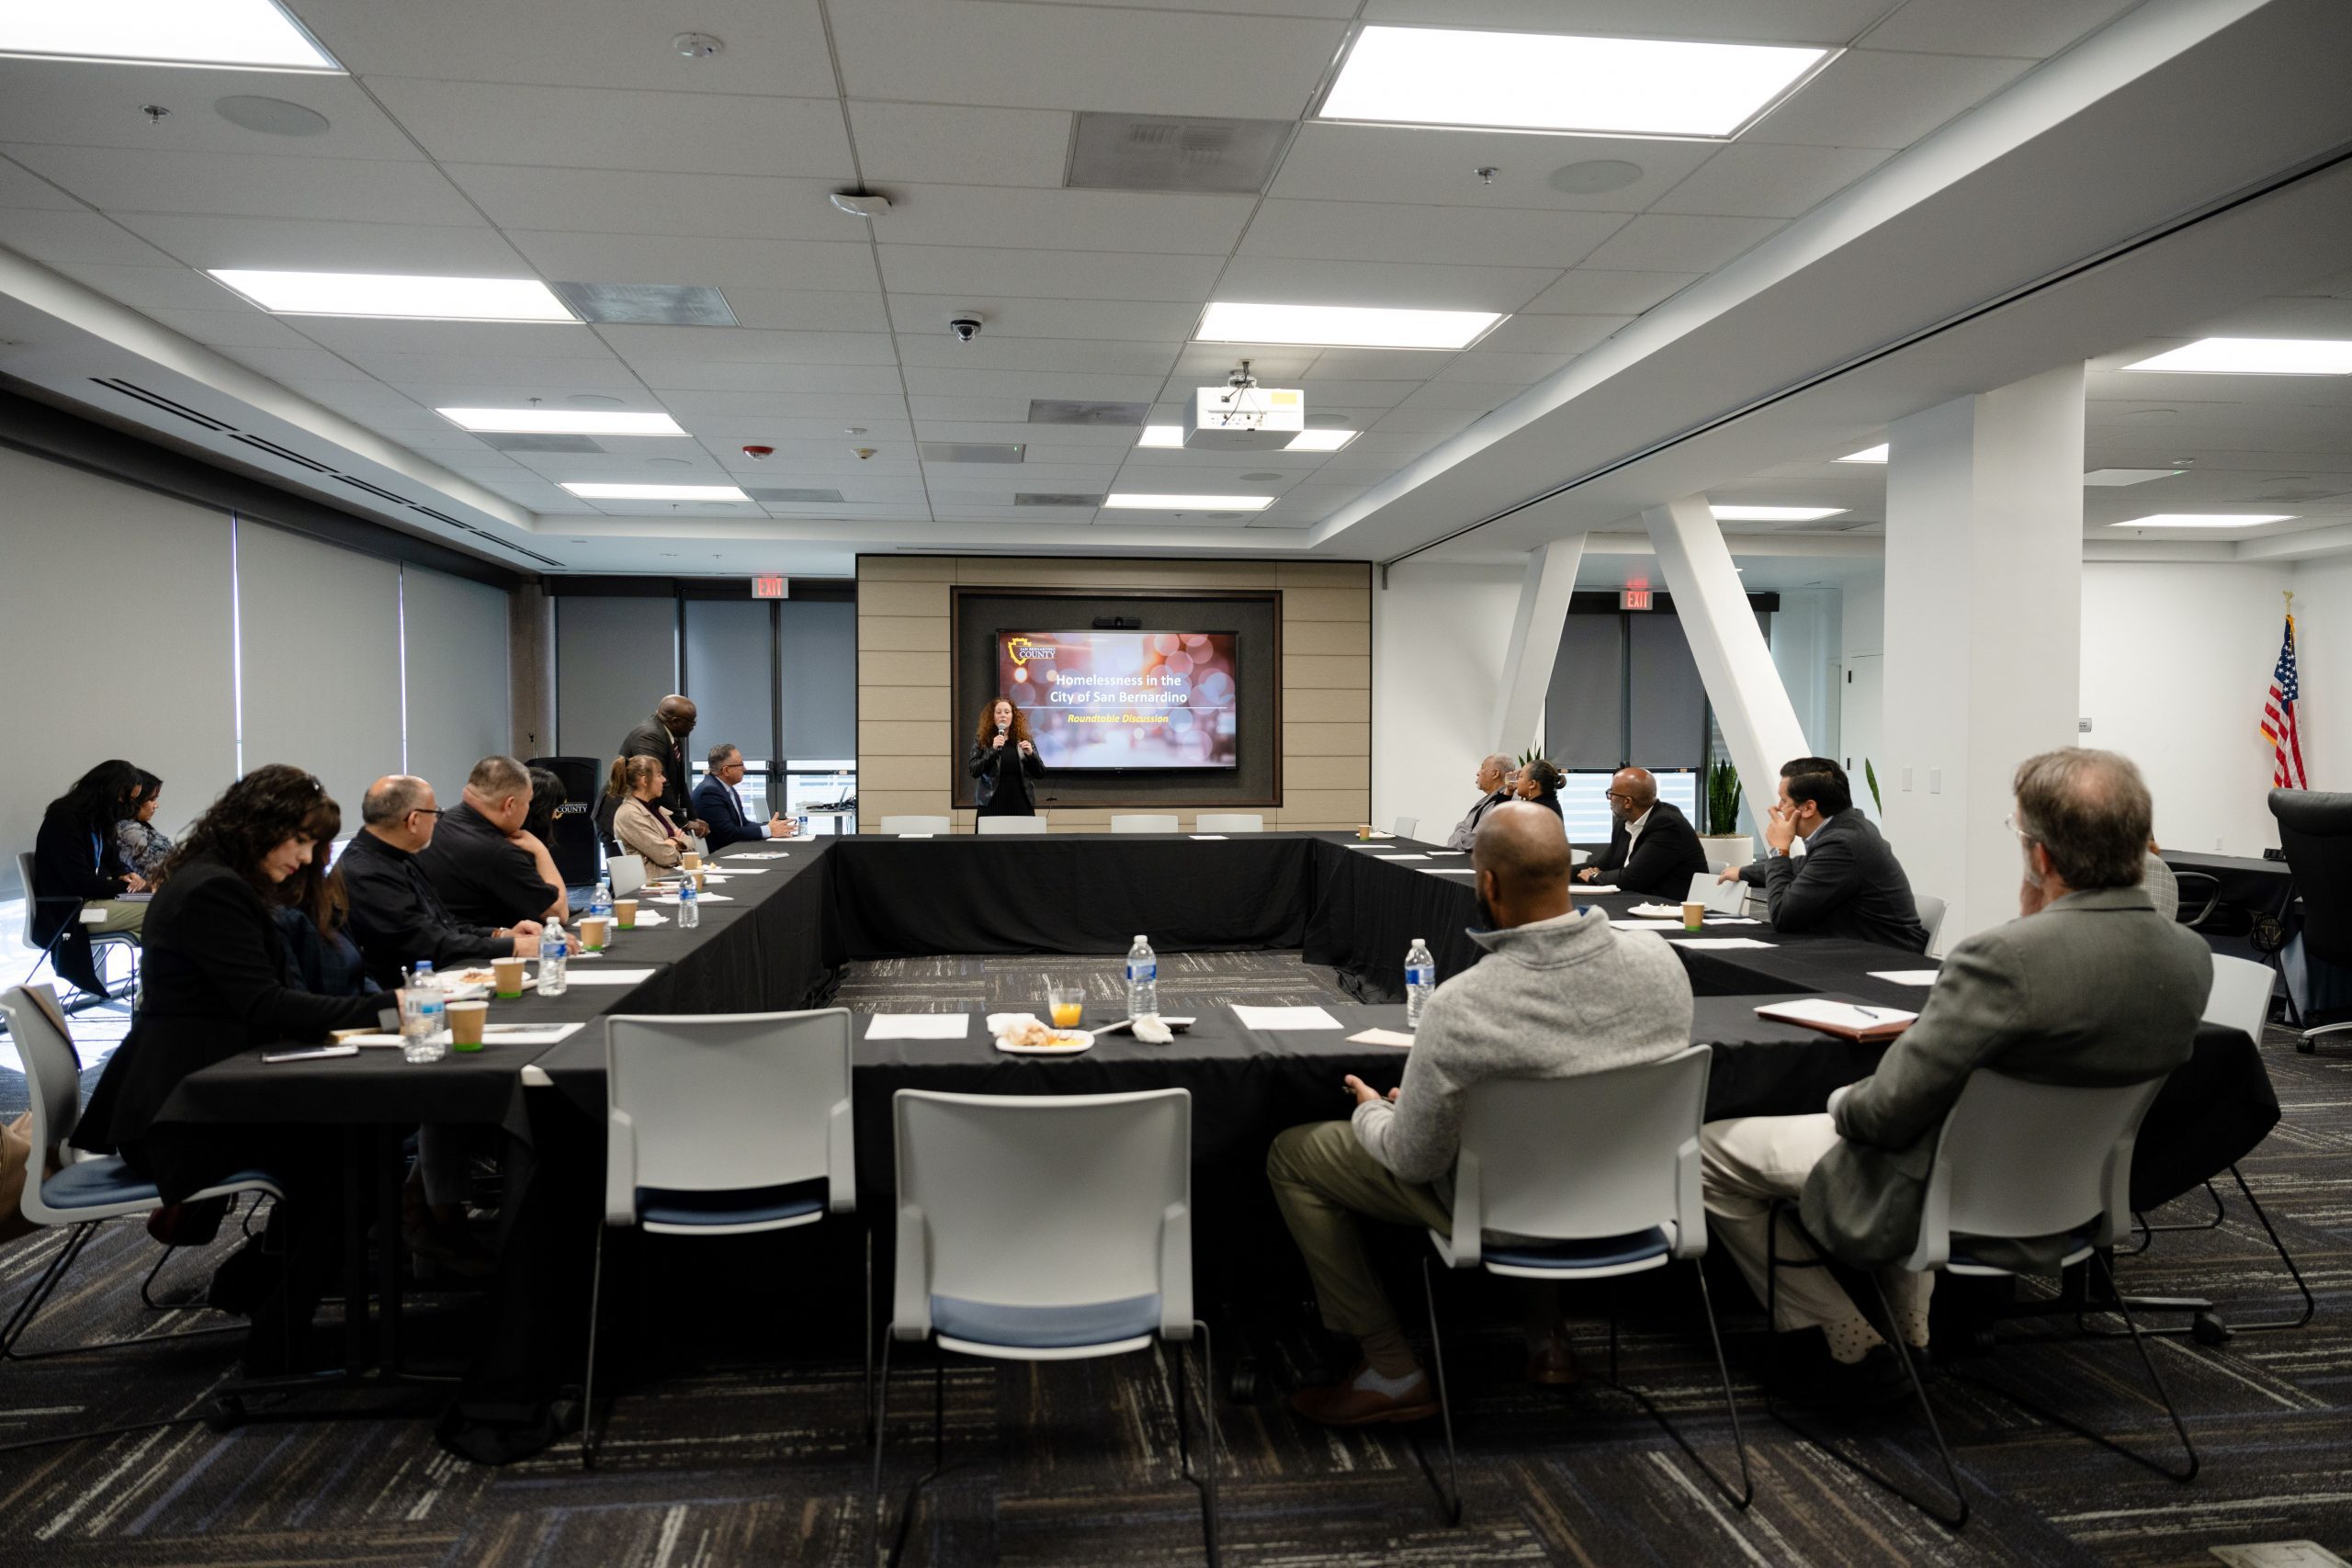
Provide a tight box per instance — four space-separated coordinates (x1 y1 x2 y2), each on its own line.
1266 1120 1451 1340
87 900 144 936
1700 1113 1930 1345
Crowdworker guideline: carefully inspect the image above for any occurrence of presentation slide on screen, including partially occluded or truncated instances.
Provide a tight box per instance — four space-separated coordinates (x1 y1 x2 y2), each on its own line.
1000 631 1238 769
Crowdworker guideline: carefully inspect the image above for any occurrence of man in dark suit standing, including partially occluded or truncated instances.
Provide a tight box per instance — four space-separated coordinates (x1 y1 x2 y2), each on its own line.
1576 766 1710 897
692 742 798 850
1727 758 1929 952
619 694 708 837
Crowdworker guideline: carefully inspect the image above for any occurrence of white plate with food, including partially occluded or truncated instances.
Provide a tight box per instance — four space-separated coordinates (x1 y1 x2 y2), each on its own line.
994 1016 1094 1055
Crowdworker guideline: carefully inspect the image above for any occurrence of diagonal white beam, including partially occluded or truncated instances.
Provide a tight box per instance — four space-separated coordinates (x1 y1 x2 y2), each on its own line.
1488 536 1585 754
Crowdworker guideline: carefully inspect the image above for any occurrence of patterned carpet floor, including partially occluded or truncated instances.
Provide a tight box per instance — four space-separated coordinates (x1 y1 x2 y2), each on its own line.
0 952 2346 1567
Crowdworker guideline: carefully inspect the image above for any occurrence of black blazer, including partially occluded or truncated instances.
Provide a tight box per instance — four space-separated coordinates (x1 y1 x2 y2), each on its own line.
1593 799 1711 897
618 719 693 820
967 737 1043 812
335 830 505 990
691 774 766 850
30 800 131 946
414 801 561 929
73 856 382 1199
1758 808 1931 953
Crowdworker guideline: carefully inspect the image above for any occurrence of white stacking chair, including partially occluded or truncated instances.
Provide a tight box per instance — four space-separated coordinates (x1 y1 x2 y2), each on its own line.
1111 814 1181 834
1913 894 1948 952
584 1009 862 1468
16 851 140 1007
1393 816 1419 840
605 852 647 897
876 1089 1216 1562
1193 813 1263 833
877 815 950 836
1767 1070 2194 1529
975 815 1047 835
1419 1047 1747 1521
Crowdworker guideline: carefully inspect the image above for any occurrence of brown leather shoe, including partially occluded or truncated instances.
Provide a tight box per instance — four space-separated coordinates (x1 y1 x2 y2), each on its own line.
1525 1333 1582 1387
1289 1361 1439 1427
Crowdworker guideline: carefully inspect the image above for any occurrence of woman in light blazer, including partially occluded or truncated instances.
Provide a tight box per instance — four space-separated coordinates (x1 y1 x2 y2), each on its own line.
612 755 686 869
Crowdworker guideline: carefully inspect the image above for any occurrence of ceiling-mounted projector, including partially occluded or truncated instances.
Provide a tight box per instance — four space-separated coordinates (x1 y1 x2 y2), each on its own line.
1182 362 1304 450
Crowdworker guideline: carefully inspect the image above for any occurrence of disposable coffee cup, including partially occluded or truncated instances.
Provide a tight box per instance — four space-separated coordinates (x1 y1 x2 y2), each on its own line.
1681 901 1706 931
681 851 703 871
580 916 610 951
692 868 707 891
492 956 526 998
448 999 488 1051
615 898 639 929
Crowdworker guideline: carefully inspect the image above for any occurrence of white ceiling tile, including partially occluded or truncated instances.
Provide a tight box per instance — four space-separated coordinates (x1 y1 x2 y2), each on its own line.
298 0 842 95
0 209 178 266
874 185 1255 255
1521 270 1701 315
1284 378 1416 410
907 394 1035 423
660 389 915 421
0 156 80 209
910 422 1134 446
4 144 480 226
1394 381 1530 413
287 318 599 356
504 231 877 290
877 246 1223 303
346 351 638 387
1472 314 1631 355
899 337 1181 375
1647 143 1894 218
595 327 898 366
140 307 319 349
831 1 1346 118
1269 124 1713 211
906 367 1167 401
111 212 519 272
1860 0 2139 58
1742 49 2036 149
217 344 377 382
1374 405 1482 434
29 261 248 310
1435 352 1575 386
1577 214 1786 273
1170 344 1319 378
380 379 657 410
847 103 1074 188
1357 0 1889 45
1238 201 1626 269
1212 256 1562 312
883 295 1204 341
442 164 850 243
628 361 908 395
367 77 854 177
1290 347 1445 379
0 62 424 159
720 288 892 332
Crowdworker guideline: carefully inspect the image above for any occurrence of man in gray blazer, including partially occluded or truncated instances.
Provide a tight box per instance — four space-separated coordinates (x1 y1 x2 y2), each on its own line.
1701 750 2211 1402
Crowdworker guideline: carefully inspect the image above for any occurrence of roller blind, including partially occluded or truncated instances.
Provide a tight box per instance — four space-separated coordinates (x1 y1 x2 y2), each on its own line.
237 520 402 819
1629 613 1707 770
1546 615 1625 769
557 597 678 761
684 598 775 761
780 599 855 761
403 566 512 799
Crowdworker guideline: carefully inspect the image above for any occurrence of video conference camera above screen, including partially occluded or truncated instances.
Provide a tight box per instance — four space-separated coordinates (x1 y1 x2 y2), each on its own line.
999 630 1239 771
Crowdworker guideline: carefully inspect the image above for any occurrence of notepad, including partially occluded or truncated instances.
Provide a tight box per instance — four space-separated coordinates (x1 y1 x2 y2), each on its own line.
480 1022 586 1044
1419 866 1476 876
865 1013 970 1041
1232 1005 1341 1032
1672 937 1776 949
1755 998 1917 1041
1869 970 1941 987
1429 851 1464 857
1575 884 1621 895
1374 853 1429 862
1349 1028 1416 1048
561 967 660 986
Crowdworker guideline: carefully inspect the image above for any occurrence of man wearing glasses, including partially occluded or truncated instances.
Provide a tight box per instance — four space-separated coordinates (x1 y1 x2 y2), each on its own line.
1576 765 1710 896
338 773 544 989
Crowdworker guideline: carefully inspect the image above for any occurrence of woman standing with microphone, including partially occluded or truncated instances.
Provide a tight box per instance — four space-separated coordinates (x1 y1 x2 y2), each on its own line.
968 695 1045 820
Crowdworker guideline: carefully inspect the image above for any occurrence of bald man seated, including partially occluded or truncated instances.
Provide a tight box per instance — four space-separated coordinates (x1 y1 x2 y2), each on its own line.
338 775 543 991
1267 802 1696 1426
620 694 709 837
1576 766 1711 897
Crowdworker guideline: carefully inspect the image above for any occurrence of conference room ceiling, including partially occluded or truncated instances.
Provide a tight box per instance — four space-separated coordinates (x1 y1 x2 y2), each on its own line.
0 0 2233 576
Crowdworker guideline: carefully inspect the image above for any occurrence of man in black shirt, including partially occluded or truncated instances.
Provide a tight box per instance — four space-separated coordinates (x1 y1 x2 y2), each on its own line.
416 755 566 928
619 694 708 836
339 775 540 989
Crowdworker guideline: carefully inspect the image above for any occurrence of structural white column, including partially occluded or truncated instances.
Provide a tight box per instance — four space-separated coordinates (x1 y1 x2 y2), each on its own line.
1643 496 1809 824
1883 364 2086 942
1487 535 1585 755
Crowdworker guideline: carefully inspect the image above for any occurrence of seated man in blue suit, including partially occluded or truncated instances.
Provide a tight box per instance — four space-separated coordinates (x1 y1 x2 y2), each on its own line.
691 742 799 850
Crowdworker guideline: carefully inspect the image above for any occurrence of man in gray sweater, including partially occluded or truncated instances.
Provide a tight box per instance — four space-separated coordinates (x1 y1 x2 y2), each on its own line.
1267 803 1695 1426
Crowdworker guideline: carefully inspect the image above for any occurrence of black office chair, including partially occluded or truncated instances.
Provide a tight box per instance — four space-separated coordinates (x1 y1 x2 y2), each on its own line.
2267 788 2352 1053
548 803 602 890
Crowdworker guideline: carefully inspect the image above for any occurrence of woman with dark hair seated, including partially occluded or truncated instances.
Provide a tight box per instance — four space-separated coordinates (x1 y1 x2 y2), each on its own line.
1513 758 1566 818
514 765 569 903
74 765 387 1371
114 769 174 883
271 791 373 999
594 756 628 855
31 759 148 993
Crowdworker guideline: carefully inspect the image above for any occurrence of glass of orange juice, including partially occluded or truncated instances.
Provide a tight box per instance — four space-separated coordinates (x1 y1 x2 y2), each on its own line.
1046 980 1084 1030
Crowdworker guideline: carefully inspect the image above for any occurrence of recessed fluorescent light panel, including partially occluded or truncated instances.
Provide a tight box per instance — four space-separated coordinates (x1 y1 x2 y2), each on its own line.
2082 468 2183 486
440 408 686 437
1197 301 1500 351
0 0 339 70
1136 425 1183 448
562 483 749 502
2109 513 2295 528
1710 505 1846 522
1318 26 1830 140
2123 338 2352 375
1104 493 1274 512
211 270 575 321
1836 445 1889 464
1286 429 1358 452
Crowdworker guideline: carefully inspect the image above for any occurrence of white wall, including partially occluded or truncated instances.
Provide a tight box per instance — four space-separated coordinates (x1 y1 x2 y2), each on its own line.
2286 555 2352 793
1769 587 1842 760
403 566 514 800
1373 560 1524 840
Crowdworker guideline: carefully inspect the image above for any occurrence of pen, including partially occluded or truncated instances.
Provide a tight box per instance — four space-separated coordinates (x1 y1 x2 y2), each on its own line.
1851 1005 1883 1021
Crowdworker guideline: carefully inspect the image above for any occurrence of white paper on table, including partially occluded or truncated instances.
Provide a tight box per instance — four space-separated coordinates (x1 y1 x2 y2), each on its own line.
865 1013 971 1041
1630 902 1685 919
1577 884 1621 895
1869 970 1941 987
897 832 934 839
1189 834 1227 840
1757 998 1917 1031
1419 866 1476 875
1349 1028 1416 1048
337 1033 409 1049
1710 916 1763 925
732 852 792 860
1610 918 1690 930
1428 851 1464 857
1671 937 1777 950
1373 852 1429 862
482 1022 587 1043
562 967 661 986
1232 1004 1342 1032
711 865 773 874
649 891 734 904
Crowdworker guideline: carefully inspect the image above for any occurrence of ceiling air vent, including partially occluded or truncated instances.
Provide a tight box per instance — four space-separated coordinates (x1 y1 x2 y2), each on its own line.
335 474 409 505
744 487 844 503
479 433 604 454
920 442 1025 465
1026 399 1148 427
549 281 737 326
229 432 336 473
1067 113 1290 195
1015 492 1104 507
87 377 235 432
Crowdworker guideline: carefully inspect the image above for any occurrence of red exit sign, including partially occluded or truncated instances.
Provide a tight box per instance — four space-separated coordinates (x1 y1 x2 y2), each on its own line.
752 574 789 600
1619 587 1653 611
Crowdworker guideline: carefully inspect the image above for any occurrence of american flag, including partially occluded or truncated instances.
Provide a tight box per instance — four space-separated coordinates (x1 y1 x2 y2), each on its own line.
2263 613 2308 790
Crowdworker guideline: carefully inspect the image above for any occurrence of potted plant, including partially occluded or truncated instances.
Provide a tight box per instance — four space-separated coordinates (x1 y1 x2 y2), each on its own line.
1698 759 1751 871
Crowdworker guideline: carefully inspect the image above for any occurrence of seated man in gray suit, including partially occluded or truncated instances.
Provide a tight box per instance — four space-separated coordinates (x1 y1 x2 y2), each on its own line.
1727 757 1930 953
1700 750 2212 1402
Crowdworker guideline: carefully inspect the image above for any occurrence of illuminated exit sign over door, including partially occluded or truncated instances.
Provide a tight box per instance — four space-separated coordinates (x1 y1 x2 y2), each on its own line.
1619 587 1653 611
752 574 789 600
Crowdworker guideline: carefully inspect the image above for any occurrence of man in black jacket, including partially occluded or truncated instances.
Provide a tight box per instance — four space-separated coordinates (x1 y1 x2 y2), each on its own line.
1731 759 1929 952
415 755 566 927
339 775 540 989
619 695 709 837
1576 766 1711 897
691 742 797 850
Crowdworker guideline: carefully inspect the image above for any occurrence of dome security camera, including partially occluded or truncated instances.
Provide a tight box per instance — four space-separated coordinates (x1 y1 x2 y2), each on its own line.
949 317 982 344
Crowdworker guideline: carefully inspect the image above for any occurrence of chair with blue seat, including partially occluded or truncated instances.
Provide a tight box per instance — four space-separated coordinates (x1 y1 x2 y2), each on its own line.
1419 1046 1749 1522
1766 1069 2196 1529
876 1088 1216 1564
583 1008 863 1469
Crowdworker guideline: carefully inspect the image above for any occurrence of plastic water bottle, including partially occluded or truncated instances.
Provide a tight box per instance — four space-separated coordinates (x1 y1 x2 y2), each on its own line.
1405 938 1437 1030
1125 934 1159 1020
589 876 613 925
401 962 447 1064
538 920 569 997
678 877 700 930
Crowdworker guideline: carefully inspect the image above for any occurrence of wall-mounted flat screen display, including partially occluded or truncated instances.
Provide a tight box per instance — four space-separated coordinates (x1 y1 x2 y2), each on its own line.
998 631 1238 770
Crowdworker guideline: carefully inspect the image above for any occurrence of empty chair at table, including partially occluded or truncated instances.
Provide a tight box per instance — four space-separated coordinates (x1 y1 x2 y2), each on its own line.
1194 813 1263 833
1112 814 1180 834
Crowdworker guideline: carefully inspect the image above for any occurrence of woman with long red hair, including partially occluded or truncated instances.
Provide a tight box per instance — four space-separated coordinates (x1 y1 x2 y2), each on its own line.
967 694 1045 819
